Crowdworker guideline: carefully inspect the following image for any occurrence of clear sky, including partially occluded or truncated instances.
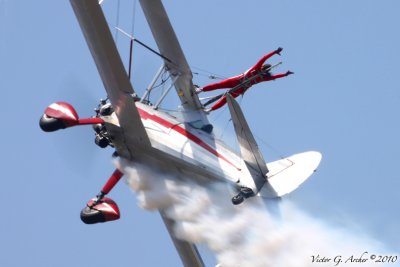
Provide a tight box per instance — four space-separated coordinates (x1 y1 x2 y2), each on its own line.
1 0 400 266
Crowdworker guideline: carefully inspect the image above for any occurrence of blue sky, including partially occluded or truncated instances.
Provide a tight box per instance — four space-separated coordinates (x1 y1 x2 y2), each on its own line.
1 0 400 266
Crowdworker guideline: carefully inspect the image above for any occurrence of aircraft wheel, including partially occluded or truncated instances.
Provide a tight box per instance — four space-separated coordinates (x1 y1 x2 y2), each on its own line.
240 187 255 198
232 193 244 205
39 114 66 132
80 206 106 224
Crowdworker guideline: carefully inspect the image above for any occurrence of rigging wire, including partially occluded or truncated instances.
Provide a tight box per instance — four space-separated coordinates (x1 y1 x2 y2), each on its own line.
209 105 229 133
237 92 287 159
208 93 287 160
191 65 227 80
114 0 121 42
130 0 137 35
254 133 286 160
116 27 172 63
238 96 286 159
145 71 171 103
127 0 137 80
217 114 231 140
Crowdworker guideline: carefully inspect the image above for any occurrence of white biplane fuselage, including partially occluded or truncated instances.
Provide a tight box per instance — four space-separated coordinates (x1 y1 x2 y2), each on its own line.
101 101 321 200
103 101 253 188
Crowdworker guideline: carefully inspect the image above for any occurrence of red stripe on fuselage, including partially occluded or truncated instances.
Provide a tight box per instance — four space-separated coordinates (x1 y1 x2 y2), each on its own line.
137 108 241 171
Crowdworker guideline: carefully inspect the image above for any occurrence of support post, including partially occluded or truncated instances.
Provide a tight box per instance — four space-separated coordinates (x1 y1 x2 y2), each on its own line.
140 64 165 103
153 75 178 110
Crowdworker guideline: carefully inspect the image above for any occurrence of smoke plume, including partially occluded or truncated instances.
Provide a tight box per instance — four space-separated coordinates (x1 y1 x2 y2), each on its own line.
118 159 394 267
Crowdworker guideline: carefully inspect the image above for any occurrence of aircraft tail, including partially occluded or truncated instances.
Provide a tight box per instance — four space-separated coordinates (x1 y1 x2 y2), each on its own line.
226 94 277 197
226 94 322 198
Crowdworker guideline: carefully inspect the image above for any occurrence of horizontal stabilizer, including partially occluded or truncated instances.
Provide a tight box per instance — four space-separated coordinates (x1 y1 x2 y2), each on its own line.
260 151 322 197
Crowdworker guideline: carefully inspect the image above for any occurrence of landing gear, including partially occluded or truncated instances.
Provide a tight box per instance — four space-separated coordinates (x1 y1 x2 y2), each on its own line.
232 193 245 205
80 169 123 224
80 196 120 224
240 187 255 198
39 102 104 132
40 100 121 224
231 187 255 205
39 100 116 151
39 102 79 132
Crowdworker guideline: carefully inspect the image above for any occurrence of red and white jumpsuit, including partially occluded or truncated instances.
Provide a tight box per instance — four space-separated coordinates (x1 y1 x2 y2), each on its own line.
202 48 291 111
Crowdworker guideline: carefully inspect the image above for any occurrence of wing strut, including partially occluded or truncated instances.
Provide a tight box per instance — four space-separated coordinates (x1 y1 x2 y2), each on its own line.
154 76 179 109
141 64 165 103
138 0 207 118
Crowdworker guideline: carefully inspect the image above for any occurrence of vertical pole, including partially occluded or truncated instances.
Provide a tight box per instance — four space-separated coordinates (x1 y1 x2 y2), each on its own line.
140 64 165 102
153 75 178 109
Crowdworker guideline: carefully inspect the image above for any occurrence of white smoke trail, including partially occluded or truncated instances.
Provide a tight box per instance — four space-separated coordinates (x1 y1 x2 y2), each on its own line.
118 159 395 267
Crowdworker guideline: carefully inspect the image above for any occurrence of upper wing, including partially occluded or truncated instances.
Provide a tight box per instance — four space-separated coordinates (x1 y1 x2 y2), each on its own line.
138 0 206 115
70 0 151 158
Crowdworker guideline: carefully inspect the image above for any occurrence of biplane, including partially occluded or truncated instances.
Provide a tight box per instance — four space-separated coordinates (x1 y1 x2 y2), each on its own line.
39 0 322 266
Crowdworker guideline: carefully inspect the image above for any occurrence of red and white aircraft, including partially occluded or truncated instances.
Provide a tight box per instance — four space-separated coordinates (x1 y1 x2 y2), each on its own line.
40 0 321 266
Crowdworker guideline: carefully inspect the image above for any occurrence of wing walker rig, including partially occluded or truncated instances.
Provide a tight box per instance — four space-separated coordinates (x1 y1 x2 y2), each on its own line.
39 68 267 223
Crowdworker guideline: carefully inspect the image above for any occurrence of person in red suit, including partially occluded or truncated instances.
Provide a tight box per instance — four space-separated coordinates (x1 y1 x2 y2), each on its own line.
197 47 293 111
